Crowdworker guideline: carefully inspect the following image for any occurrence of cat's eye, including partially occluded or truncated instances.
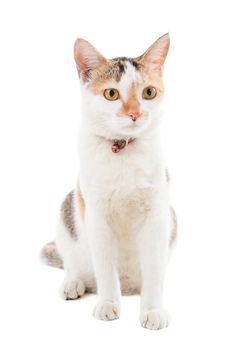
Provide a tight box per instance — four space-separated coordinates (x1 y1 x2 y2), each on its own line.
104 88 120 101
142 86 157 100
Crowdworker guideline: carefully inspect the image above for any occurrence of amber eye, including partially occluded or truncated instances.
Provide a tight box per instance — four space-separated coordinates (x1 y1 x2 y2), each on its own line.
104 88 119 101
142 86 157 100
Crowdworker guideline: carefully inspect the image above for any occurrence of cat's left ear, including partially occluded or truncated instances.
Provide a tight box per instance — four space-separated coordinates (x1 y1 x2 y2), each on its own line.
74 38 107 82
139 33 170 67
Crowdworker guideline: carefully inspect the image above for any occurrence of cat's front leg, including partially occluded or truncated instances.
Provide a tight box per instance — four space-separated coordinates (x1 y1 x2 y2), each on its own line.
138 203 171 330
85 203 121 321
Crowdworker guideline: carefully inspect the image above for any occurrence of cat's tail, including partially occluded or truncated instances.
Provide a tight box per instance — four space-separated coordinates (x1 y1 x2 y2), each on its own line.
40 241 63 269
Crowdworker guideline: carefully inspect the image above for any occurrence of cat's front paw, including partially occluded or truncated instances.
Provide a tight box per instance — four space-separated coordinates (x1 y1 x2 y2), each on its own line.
93 301 120 321
140 308 170 330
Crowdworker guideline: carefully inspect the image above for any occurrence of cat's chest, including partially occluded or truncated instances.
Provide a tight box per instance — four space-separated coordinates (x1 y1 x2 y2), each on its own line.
80 140 158 194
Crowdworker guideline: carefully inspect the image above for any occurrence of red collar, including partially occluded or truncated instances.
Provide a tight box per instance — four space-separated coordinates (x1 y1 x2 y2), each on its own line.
111 138 135 153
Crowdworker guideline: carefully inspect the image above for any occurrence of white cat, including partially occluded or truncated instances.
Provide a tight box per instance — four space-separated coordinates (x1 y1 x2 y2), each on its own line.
41 33 177 330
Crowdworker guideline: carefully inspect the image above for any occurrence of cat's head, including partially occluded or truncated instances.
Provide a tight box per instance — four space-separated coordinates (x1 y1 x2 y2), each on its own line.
74 34 169 139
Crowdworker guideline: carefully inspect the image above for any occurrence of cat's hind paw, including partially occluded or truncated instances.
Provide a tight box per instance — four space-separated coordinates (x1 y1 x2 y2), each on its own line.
60 278 85 300
93 301 120 321
140 308 170 330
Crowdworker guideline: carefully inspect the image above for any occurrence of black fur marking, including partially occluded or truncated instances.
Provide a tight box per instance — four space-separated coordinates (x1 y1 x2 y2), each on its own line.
94 57 142 83
61 191 77 240
117 60 126 75
113 57 141 70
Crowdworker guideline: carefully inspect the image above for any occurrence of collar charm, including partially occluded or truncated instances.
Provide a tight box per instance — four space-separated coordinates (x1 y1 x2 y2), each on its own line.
111 138 135 153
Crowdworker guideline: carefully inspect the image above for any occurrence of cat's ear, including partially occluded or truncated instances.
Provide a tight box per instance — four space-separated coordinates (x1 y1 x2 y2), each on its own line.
74 39 107 82
139 33 170 67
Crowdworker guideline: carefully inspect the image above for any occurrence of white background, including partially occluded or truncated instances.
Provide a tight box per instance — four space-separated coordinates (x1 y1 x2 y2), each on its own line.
0 0 236 349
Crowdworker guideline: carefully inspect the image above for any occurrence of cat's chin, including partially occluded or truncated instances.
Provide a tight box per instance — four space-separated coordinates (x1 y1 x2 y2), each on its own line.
108 128 149 141
118 120 151 137
89 115 154 141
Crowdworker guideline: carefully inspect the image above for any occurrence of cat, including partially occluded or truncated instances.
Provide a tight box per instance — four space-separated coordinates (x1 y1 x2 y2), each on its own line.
41 33 177 330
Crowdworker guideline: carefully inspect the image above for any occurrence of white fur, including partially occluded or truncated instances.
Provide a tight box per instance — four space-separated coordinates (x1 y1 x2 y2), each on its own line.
55 62 173 330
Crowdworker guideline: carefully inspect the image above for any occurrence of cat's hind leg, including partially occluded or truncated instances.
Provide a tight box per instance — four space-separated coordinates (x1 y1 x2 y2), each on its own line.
41 190 96 299
40 233 85 300
56 219 86 299
55 191 86 300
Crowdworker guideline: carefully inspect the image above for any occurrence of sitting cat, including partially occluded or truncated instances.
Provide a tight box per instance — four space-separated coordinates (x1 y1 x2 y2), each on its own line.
41 33 177 330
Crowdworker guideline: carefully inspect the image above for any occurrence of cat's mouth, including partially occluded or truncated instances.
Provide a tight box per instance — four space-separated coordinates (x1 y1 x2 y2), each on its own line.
110 114 150 138
126 122 139 129
123 117 149 132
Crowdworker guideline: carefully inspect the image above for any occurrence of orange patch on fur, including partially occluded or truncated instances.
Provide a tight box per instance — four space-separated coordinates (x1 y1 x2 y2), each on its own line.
139 63 164 94
119 82 141 117
89 60 126 94
76 184 85 220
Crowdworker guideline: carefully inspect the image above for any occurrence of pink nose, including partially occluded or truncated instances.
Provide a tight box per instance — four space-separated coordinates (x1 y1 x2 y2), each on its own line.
129 110 141 121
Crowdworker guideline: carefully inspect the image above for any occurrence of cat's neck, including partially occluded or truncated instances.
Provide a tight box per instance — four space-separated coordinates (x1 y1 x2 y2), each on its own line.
79 123 161 158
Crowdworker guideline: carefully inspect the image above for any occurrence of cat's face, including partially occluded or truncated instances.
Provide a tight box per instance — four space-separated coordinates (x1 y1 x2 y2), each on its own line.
74 34 169 139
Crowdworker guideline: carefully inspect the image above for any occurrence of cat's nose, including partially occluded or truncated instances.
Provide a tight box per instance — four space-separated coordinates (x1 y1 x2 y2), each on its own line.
129 110 141 122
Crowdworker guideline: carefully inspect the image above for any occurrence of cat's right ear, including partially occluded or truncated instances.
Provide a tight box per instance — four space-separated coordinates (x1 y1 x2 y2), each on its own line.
74 39 107 82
